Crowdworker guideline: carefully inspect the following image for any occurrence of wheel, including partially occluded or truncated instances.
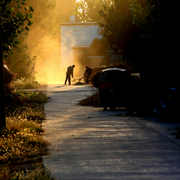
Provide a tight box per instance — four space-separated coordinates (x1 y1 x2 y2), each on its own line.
110 106 116 111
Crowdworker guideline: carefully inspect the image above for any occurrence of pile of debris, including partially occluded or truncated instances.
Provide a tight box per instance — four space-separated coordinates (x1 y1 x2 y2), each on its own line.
73 77 86 85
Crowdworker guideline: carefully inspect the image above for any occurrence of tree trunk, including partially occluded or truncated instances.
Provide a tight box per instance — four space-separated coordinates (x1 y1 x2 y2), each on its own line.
0 3 6 130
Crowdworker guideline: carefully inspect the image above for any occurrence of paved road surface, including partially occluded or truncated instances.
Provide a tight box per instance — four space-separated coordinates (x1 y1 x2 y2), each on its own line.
42 84 180 180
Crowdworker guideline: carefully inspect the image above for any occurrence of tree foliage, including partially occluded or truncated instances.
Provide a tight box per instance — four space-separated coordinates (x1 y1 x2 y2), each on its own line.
74 0 113 22
130 0 179 84
5 42 37 79
1 0 60 79
98 0 179 87
0 0 34 56
89 37 108 56
130 0 179 60
130 0 179 88
98 0 139 55
98 0 178 62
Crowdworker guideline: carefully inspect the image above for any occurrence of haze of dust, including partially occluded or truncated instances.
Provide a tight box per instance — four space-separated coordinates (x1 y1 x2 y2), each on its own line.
25 0 87 84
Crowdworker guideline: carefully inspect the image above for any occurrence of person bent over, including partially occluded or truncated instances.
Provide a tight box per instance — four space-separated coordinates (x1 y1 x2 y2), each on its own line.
64 65 75 85
84 66 92 83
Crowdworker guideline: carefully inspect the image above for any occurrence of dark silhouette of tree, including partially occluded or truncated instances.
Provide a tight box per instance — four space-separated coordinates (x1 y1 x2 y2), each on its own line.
0 0 34 130
0 0 5 130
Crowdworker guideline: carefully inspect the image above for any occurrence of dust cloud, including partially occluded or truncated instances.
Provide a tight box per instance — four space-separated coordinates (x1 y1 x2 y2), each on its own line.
25 0 88 84
26 0 102 84
27 33 65 84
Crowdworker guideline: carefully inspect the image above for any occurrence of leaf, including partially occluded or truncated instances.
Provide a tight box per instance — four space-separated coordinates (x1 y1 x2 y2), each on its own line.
27 13 33 18
17 30 22 34
28 6 34 12
27 20 33 26
25 26 29 31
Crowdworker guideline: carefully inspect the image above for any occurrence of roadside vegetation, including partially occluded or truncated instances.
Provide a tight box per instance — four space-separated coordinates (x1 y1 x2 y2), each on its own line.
1 0 60 179
1 63 53 179
13 78 41 90
0 80 53 179
11 164 55 180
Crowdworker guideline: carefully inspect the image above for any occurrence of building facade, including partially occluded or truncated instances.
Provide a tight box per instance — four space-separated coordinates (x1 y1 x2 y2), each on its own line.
60 16 103 69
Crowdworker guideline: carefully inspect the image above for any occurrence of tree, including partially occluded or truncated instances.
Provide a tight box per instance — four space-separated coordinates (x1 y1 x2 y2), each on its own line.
0 3 6 130
1 0 34 129
5 42 37 79
4 0 58 80
130 0 179 59
0 0 34 57
98 0 139 55
89 37 108 56
130 0 179 87
74 0 113 22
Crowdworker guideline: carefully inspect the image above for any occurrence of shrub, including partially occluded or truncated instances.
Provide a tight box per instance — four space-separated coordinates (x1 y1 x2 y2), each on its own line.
5 90 48 119
13 78 41 90
6 105 46 122
12 164 55 180
0 117 48 164
15 91 48 104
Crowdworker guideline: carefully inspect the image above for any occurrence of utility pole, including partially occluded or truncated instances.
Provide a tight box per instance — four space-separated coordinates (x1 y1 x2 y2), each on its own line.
0 0 6 130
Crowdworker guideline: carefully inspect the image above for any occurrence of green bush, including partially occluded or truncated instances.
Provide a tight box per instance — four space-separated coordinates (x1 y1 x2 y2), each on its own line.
4 44 36 80
13 78 41 90
1 88 50 180
0 117 48 163
15 90 48 103
12 164 56 180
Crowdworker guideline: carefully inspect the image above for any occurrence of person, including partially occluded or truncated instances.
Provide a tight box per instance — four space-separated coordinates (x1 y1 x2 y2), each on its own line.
64 65 75 85
84 66 92 83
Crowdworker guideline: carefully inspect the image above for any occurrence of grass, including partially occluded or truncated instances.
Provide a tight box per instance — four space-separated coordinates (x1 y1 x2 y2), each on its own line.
13 78 41 90
1 163 55 180
15 90 49 103
12 164 55 180
0 117 48 163
0 87 54 180
11 163 55 180
0 115 50 179
6 90 49 122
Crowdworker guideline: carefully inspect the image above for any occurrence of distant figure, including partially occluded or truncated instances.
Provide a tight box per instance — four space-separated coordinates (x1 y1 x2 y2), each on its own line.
84 66 92 83
64 65 75 85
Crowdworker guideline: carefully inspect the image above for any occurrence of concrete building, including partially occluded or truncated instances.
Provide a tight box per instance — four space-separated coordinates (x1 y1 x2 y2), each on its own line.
60 16 103 69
